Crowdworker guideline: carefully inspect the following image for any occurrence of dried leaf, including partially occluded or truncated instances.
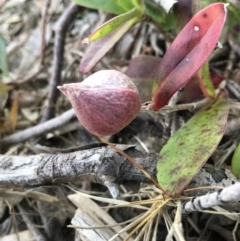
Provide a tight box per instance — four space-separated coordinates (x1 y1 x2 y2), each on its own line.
0 83 9 110
2 94 19 132
80 18 139 74
150 3 228 111
157 90 229 196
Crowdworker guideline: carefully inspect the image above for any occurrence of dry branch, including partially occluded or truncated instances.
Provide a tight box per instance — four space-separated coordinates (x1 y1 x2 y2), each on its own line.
0 144 236 199
40 3 81 122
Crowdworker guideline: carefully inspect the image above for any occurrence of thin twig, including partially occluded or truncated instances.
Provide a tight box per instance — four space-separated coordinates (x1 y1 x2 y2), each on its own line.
40 3 80 123
1 109 76 146
98 136 165 194
141 97 212 114
182 183 240 214
161 89 183 145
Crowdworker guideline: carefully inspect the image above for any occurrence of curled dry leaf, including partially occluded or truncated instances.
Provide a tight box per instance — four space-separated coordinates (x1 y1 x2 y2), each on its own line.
80 19 140 74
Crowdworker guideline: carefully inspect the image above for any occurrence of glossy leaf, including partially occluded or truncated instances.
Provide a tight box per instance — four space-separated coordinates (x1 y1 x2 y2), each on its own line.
80 18 139 74
231 144 240 178
150 3 228 111
157 90 228 196
82 8 142 44
72 0 125 14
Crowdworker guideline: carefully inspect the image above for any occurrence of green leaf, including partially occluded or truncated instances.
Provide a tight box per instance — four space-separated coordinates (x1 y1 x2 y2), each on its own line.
198 61 215 99
0 36 8 77
144 0 177 30
144 0 166 24
157 90 229 197
82 8 142 44
231 144 240 179
116 0 135 11
131 0 143 9
72 0 125 14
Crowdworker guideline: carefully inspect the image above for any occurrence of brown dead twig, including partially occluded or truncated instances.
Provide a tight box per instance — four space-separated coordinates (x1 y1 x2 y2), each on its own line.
1 95 214 147
40 3 81 123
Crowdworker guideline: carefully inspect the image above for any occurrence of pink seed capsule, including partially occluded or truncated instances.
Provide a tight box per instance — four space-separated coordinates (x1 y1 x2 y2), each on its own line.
58 70 141 136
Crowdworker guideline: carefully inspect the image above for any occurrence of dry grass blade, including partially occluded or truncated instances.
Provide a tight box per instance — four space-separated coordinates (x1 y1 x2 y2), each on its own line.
67 185 176 241
0 189 59 204
123 198 170 241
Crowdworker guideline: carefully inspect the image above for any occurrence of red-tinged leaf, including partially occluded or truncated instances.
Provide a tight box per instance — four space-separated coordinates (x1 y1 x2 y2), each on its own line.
80 18 139 74
125 55 224 104
178 72 224 103
125 55 160 102
157 90 229 196
150 3 228 111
